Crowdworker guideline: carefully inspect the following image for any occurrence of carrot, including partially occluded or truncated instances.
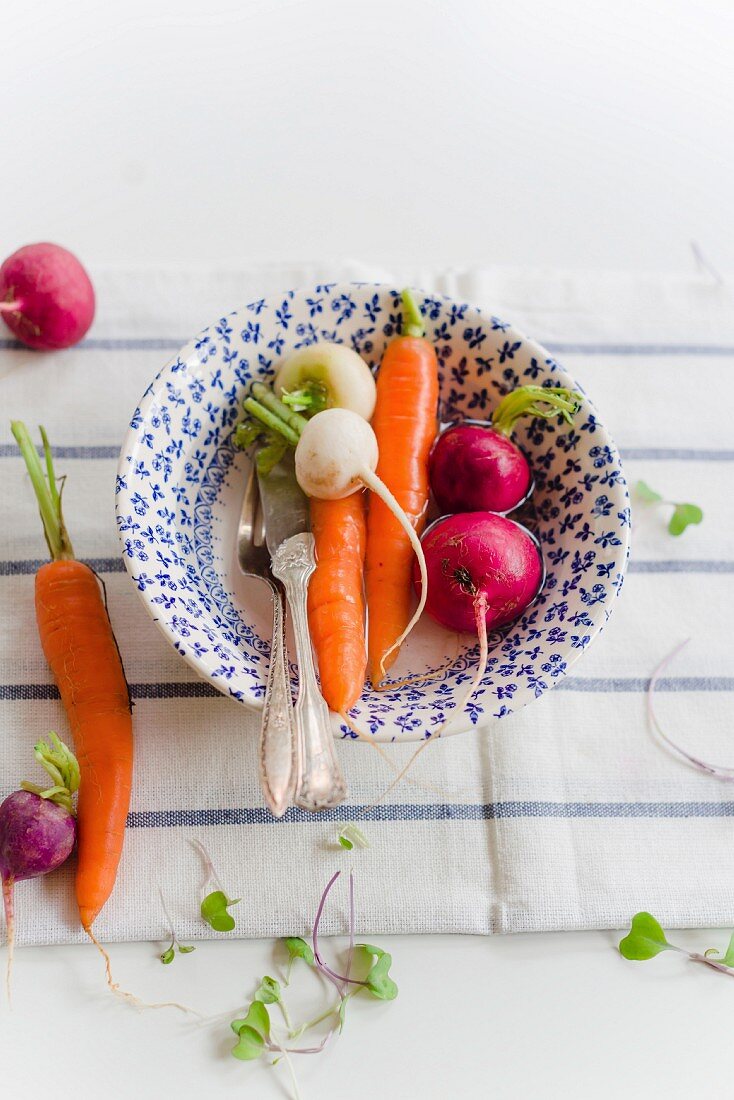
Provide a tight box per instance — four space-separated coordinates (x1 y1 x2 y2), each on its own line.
11 422 132 932
365 290 439 683
308 492 367 713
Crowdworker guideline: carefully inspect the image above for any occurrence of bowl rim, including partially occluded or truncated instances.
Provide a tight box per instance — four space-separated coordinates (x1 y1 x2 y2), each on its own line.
116 281 631 739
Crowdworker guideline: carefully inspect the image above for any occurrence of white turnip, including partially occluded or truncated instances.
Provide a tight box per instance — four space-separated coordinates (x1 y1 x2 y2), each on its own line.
275 343 376 420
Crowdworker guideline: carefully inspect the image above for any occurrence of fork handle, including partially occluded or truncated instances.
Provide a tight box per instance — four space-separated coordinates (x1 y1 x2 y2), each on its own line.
259 581 297 818
273 533 347 813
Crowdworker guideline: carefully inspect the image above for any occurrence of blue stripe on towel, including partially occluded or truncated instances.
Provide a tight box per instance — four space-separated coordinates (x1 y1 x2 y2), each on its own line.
3 337 734 355
126 800 734 827
3 443 733 462
0 557 126 576
2 677 733 701
2 557 731 577
628 560 734 574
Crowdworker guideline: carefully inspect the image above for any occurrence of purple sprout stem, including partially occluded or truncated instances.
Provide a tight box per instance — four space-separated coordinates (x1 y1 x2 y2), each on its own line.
312 870 368 991
343 870 356 997
190 838 228 894
689 953 734 977
647 639 734 779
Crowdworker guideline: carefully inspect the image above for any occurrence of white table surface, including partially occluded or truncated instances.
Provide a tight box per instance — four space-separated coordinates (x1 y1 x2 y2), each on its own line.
2 2 734 1097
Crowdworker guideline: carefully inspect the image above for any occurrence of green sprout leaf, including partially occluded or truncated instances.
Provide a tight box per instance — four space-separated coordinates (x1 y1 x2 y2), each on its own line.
635 479 663 503
356 943 398 1000
160 945 175 965
284 936 315 967
231 1026 266 1061
178 944 196 955
201 889 239 932
230 1001 270 1060
231 999 271 1060
668 503 704 537
618 912 674 960
254 975 281 1005
337 823 369 851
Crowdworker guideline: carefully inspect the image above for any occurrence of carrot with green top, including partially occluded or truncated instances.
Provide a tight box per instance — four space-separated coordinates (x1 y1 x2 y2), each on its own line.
364 290 439 683
11 421 133 934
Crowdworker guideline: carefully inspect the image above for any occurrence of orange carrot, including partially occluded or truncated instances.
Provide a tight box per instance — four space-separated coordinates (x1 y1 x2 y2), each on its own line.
308 492 367 713
12 422 132 932
365 290 439 683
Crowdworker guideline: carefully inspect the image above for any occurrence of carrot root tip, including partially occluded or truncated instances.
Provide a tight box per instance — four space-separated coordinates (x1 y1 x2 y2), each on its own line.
85 926 200 1016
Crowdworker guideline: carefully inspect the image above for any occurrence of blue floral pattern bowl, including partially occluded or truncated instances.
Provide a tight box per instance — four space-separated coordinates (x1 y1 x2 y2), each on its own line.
116 284 630 742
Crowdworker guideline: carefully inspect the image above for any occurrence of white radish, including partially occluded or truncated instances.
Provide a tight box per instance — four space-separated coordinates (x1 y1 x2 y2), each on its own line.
275 344 376 421
295 409 428 666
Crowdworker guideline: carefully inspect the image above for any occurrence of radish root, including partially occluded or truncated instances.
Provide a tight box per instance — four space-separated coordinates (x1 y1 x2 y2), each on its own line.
648 638 734 779
337 596 494 807
3 877 14 1007
359 467 428 682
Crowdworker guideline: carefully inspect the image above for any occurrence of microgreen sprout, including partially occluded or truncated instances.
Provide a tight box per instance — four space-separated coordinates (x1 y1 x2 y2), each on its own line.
635 480 703 536
620 913 734 978
157 887 195 964
284 936 315 984
337 822 369 851
191 839 240 932
227 871 398 1100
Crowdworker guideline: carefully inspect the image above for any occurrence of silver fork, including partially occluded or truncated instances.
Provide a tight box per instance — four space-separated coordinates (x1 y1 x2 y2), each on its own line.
237 465 297 817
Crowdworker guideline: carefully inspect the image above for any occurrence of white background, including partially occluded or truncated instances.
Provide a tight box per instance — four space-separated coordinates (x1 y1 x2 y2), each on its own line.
2 1 734 1098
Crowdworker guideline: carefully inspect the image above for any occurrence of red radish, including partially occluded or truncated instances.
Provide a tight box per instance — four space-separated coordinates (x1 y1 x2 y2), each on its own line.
413 512 543 727
1 734 78 999
0 243 95 350
429 385 581 514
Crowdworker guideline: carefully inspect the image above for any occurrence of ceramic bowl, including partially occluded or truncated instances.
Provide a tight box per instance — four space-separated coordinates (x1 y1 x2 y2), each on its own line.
116 283 629 742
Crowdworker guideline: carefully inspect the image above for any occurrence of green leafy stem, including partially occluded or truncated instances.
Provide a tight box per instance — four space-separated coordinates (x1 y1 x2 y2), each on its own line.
20 731 80 815
619 912 734 977
234 382 308 474
491 385 582 437
635 480 704 537
11 421 74 561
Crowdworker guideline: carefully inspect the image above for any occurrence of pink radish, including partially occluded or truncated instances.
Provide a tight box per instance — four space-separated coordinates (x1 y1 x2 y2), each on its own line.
429 385 581 514
0 243 95 350
413 512 544 726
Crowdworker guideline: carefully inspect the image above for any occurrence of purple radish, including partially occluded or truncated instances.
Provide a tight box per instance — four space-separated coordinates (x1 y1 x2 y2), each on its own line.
0 243 95 350
413 512 544 728
429 385 581 514
1 733 79 999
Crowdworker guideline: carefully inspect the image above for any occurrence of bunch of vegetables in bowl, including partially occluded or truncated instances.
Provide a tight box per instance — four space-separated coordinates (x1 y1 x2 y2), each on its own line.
117 282 630 742
234 290 583 737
